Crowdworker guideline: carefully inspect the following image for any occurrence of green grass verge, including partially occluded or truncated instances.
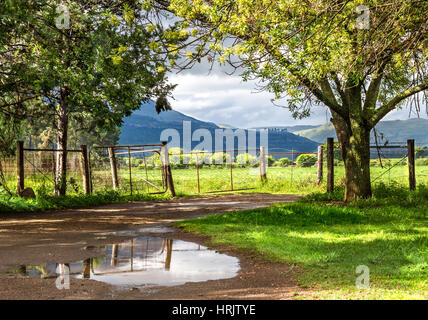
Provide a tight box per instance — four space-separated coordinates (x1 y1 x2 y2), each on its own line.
0 191 170 213
176 185 428 300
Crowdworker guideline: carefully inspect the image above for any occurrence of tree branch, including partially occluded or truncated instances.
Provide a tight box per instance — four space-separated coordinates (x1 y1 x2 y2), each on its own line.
372 82 428 126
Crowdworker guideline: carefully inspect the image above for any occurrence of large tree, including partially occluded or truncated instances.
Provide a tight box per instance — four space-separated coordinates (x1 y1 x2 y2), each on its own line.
155 0 428 201
0 114 24 197
1 0 177 195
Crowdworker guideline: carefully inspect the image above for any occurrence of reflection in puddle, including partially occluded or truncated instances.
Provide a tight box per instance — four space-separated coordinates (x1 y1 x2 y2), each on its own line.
15 237 240 288
94 227 175 238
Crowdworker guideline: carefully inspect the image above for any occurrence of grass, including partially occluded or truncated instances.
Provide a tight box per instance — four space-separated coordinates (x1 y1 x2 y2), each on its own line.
176 184 428 300
0 191 170 213
1 163 428 212
2 162 427 300
94 163 428 195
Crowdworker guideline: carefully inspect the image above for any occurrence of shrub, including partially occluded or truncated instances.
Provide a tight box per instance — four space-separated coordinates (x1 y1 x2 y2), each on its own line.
296 154 317 167
334 159 344 166
169 147 183 165
415 147 427 158
236 153 257 167
277 158 290 167
416 158 428 166
321 140 343 161
267 156 275 166
190 151 211 165
138 163 153 170
211 152 232 165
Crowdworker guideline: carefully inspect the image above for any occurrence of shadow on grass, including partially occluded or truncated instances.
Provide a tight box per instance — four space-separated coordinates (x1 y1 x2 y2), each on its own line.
178 198 428 298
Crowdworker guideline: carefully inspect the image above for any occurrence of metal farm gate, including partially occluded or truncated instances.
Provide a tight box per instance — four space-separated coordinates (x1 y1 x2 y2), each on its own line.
16 141 88 196
88 143 170 195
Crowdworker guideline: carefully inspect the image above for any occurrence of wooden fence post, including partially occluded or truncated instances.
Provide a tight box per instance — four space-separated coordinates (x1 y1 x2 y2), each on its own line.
317 145 324 184
165 239 173 270
260 146 267 182
327 138 334 192
17 141 25 194
195 153 201 193
81 145 91 195
108 147 119 190
161 142 176 197
230 161 234 191
128 147 133 196
111 244 119 267
407 139 416 191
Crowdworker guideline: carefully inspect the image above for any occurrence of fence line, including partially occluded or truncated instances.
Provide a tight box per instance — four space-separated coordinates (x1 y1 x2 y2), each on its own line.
3 138 422 198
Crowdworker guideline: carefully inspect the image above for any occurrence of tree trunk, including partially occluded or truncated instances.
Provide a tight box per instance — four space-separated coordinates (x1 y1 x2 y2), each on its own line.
55 95 69 196
333 117 372 202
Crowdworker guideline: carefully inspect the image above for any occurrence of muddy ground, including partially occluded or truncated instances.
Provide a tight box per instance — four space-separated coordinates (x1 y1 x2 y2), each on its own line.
0 193 308 300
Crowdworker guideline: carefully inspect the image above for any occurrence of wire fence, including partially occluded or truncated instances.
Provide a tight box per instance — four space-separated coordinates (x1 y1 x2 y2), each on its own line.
168 149 261 193
331 142 419 188
23 150 85 195
0 157 17 194
89 145 166 195
267 149 320 188
163 148 325 194
0 150 85 196
1 141 427 198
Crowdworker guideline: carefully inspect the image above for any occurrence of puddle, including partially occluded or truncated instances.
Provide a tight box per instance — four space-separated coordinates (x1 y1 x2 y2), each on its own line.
94 227 175 238
139 226 175 234
11 237 240 288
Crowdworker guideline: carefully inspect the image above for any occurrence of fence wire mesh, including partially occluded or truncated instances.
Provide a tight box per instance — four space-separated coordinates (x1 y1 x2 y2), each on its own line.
332 143 418 188
23 151 84 195
267 149 320 190
168 149 262 194
89 146 166 195
2 141 427 198
0 157 17 195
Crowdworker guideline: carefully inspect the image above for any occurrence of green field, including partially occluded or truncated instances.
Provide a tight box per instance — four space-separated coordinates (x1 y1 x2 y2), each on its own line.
2 163 428 209
107 163 428 196
176 186 428 299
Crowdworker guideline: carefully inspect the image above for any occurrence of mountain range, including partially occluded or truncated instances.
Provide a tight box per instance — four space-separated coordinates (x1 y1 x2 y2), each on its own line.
119 101 320 155
292 118 428 146
119 101 428 155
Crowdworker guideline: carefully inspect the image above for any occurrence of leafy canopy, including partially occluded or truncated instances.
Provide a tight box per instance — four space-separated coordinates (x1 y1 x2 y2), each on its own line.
0 0 180 133
166 0 427 124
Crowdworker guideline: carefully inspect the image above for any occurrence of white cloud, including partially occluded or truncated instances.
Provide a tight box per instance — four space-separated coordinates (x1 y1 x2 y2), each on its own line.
167 72 427 129
168 73 327 128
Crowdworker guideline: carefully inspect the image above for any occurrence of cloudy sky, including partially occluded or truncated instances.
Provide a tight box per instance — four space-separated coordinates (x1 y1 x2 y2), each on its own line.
167 63 427 129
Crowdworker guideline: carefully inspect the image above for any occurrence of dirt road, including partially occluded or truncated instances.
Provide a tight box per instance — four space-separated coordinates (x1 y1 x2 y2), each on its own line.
0 193 306 300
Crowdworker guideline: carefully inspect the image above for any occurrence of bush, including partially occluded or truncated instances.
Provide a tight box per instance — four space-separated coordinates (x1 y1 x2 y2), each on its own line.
334 159 344 166
190 151 211 165
139 164 154 170
277 158 290 167
236 153 257 167
147 153 161 167
370 159 393 167
211 152 232 165
416 158 428 166
415 147 427 158
321 140 343 161
169 147 183 165
296 154 317 167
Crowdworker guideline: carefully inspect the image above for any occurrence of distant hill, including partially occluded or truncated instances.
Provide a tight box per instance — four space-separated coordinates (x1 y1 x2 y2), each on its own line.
251 125 318 133
294 124 336 144
295 118 428 146
120 100 219 146
119 101 320 155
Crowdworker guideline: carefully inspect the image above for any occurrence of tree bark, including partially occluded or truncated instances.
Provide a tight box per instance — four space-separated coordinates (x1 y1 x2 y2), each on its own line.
55 93 69 196
332 115 372 202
